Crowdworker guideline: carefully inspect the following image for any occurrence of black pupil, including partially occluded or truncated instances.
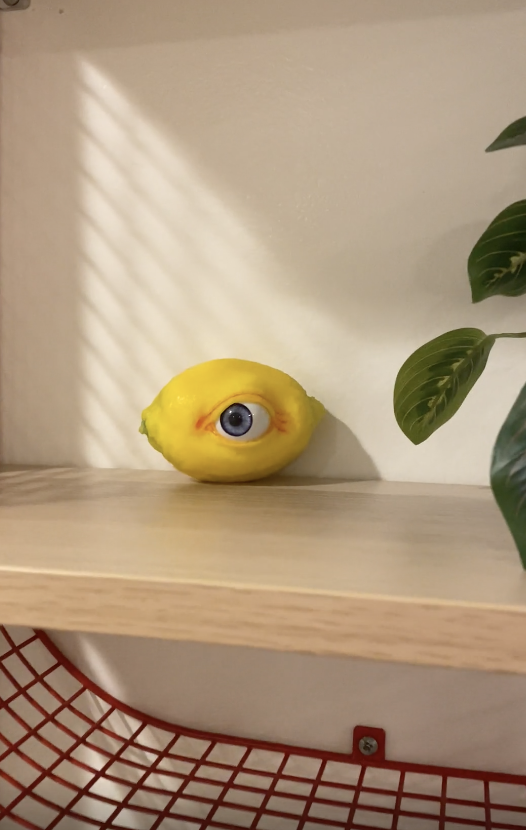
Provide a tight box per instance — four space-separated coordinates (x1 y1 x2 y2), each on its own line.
228 412 244 427
220 404 253 437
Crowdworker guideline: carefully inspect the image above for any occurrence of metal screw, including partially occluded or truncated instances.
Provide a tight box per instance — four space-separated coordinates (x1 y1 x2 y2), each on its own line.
358 736 378 757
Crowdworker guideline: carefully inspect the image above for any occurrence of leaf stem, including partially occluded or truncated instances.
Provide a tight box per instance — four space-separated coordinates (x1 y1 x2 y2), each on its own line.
495 332 526 339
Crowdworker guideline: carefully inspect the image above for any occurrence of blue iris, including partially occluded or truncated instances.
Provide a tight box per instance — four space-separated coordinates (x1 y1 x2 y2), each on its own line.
220 403 253 437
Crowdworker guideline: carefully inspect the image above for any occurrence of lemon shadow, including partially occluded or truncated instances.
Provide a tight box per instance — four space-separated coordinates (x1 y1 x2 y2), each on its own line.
279 412 378 482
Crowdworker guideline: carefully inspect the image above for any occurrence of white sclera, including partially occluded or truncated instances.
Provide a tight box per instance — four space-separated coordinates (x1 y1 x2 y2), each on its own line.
216 403 271 442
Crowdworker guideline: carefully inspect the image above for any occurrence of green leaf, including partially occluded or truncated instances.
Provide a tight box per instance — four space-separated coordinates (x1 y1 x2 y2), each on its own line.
394 329 495 445
468 200 526 302
486 116 526 152
491 381 526 569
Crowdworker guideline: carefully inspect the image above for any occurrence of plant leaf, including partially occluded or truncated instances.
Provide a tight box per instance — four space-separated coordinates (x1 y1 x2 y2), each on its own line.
468 200 526 302
394 328 495 445
486 116 526 152
491 381 526 569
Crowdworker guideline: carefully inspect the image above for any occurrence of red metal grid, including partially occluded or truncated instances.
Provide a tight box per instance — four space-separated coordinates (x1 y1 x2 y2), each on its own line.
1 625 525 829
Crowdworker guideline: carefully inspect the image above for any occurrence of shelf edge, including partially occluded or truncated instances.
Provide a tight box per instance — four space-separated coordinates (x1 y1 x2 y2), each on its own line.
2 571 526 674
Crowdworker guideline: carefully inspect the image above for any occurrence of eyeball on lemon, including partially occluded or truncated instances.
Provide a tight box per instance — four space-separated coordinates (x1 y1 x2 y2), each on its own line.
139 359 325 482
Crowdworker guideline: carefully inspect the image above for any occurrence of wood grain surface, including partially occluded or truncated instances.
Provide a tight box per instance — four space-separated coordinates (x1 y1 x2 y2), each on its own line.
1 467 526 673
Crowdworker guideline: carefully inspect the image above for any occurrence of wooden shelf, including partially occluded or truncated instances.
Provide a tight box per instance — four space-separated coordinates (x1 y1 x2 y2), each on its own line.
1 467 526 674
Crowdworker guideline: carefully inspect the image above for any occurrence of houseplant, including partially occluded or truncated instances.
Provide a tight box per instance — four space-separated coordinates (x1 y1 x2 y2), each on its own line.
394 116 526 567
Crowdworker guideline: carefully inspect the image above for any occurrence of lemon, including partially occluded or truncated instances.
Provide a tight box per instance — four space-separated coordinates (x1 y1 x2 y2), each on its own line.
140 359 324 482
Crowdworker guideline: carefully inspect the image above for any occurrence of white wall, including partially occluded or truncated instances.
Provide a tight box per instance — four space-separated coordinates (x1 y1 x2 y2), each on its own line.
3 0 526 483
3 0 526 777
51 630 526 775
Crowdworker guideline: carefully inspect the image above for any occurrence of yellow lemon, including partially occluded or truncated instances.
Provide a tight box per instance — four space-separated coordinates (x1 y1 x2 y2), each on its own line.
140 359 325 482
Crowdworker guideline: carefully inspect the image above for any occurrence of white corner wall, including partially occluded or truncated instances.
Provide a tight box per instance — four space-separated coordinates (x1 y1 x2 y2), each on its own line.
2 0 526 484
51 630 526 775
4 2 526 776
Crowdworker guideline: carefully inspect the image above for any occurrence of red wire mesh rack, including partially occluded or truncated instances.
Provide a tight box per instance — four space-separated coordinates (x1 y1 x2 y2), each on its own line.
1 625 526 830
